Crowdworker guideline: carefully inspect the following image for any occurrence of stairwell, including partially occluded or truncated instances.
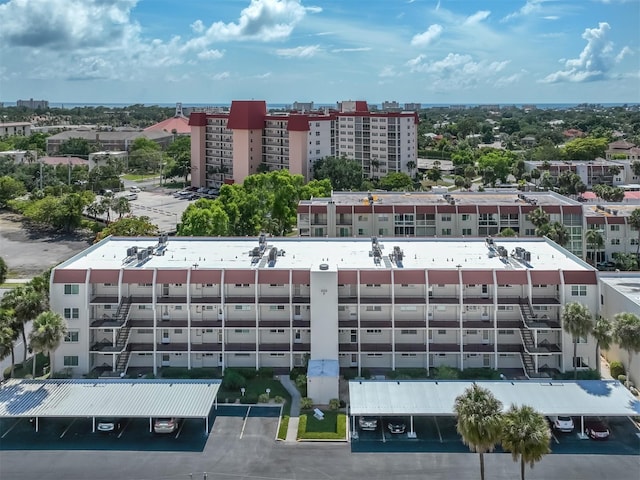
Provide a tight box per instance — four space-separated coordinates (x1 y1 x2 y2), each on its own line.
114 297 132 375
518 298 538 378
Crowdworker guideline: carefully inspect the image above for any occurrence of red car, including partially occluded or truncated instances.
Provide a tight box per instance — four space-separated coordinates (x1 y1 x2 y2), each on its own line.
584 419 610 440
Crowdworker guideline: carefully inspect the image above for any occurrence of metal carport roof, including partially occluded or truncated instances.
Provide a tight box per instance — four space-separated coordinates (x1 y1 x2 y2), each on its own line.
0 379 221 418
349 380 640 417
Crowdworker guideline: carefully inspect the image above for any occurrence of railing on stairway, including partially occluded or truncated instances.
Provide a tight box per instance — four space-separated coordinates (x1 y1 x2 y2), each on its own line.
114 296 133 376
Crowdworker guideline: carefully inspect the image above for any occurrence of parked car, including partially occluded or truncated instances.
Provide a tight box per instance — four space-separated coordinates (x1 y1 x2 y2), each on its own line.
173 191 189 198
549 415 574 433
359 416 378 431
129 186 141 193
154 417 179 434
387 419 406 434
97 418 122 433
124 193 138 201
584 419 610 440
99 189 113 196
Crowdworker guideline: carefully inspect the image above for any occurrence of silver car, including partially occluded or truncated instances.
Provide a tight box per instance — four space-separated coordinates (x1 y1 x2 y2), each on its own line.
154 417 179 434
359 416 378 431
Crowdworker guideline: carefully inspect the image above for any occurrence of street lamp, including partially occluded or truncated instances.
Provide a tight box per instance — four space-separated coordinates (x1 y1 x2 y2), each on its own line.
240 387 246 397
266 388 271 399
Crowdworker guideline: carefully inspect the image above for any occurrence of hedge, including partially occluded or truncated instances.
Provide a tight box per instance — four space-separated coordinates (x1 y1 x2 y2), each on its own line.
277 415 290 440
297 413 347 440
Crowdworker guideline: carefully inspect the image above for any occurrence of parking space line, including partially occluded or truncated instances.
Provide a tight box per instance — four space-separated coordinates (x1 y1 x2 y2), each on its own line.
239 406 251 439
381 418 386 443
117 420 130 439
60 418 77 438
1 419 22 438
433 417 443 443
175 420 186 439
551 432 560 444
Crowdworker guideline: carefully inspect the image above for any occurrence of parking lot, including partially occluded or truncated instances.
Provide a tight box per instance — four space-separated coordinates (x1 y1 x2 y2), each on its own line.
0 405 280 452
352 415 640 455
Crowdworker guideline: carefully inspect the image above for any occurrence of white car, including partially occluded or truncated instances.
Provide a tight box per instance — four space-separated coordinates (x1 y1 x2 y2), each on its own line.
129 186 141 193
549 415 574 433
154 417 179 434
358 416 378 431
97 418 122 433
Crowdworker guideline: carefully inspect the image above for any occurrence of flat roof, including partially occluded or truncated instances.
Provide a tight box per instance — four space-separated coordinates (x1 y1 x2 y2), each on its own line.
0 379 221 419
349 380 640 417
600 275 640 306
58 237 591 272
301 191 579 207
308 359 340 378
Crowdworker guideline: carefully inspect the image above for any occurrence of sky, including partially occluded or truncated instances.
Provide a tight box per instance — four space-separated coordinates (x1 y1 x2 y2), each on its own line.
0 0 639 105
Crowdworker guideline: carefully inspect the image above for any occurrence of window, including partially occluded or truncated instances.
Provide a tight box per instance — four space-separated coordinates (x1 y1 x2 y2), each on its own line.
366 329 382 334
365 284 381 288
461 214 470 221
64 284 79 295
174 305 182 311
498 329 515 335
525 229 536 236
441 215 452 222
63 308 79 319
573 357 588 368
270 353 285 357
269 283 284 287
437 330 446 335
365 306 382 311
462 228 472 236
234 329 250 333
399 306 417 311
610 239 620 245
577 335 588 344
269 329 285 334
64 331 79 343
137 329 153 334
174 329 183 334
269 305 285 311
610 225 620 232
235 283 250 288
400 329 417 335
138 305 147 310
235 305 252 311
441 228 452 235
63 356 79 367
571 285 587 296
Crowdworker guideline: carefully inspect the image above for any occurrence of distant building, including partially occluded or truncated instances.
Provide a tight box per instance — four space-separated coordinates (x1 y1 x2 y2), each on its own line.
0 121 32 136
144 103 190 135
88 151 128 171
404 103 422 111
381 101 400 111
606 140 640 161
46 129 174 155
17 98 49 109
0 150 28 163
292 101 314 112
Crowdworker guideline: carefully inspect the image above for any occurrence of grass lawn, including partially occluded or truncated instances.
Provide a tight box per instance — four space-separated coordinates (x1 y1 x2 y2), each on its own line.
297 411 348 440
121 173 159 181
218 378 292 415
303 410 339 432
277 415 290 440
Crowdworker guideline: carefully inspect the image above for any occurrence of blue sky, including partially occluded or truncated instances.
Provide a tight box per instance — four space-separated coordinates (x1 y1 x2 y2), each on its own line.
0 0 638 105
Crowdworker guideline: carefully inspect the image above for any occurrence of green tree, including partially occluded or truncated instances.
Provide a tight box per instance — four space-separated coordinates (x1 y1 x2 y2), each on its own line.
165 136 191 185
561 302 594 379
612 312 640 386
406 160 416 178
0 256 7 284
498 227 517 237
58 137 93 156
95 216 159 242
547 222 569 246
28 311 67 376
313 156 363 191
0 176 26 207
178 202 230 236
563 137 608 160
628 208 640 261
111 196 131 220
1 285 47 364
426 165 443 185
592 317 613 376
477 150 516 183
454 384 503 480
585 229 604 264
500 405 551 480
528 207 550 229
378 172 414 191
0 309 19 378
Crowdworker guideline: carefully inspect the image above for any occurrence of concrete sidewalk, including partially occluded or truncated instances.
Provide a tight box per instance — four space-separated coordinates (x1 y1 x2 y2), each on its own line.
279 375 301 442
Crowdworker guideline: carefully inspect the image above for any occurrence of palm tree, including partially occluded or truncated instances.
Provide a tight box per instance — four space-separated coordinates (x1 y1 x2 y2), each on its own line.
1 285 47 364
547 222 569 246
585 229 604 264
530 168 541 186
561 302 594 379
528 207 549 229
591 317 613 376
406 160 416 178
453 384 503 480
500 405 551 480
28 311 67 377
628 209 640 262
111 197 131 220
0 308 19 379
612 312 640 386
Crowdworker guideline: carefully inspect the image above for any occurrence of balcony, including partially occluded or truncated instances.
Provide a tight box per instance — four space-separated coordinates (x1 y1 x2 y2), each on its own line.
360 296 392 304
225 295 256 304
360 343 392 352
190 295 222 304
496 343 523 353
360 320 392 328
395 320 426 328
130 295 153 304
292 343 310 352
191 319 222 328
90 295 119 305
496 319 522 329
338 319 358 328
462 297 494 305
258 296 290 304
428 343 460 353
339 343 358 352
394 296 426 304
292 296 310 304
429 296 459 304
225 343 256 351
338 296 358 304
191 343 223 352
429 319 460 328
462 320 494 329
258 343 291 352
225 319 256 328
258 319 290 328
156 319 189 328
462 343 495 353
292 319 310 328
129 319 153 328
531 297 561 305
156 296 187 304
496 296 522 305
395 343 427 352
90 341 121 353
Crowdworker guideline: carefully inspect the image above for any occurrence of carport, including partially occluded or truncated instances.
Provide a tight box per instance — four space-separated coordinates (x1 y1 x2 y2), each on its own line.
349 380 640 439
0 378 221 434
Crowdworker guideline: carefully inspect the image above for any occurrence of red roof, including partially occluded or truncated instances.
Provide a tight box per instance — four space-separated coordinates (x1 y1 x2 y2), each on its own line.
227 100 267 130
144 116 190 134
287 114 310 132
189 112 207 127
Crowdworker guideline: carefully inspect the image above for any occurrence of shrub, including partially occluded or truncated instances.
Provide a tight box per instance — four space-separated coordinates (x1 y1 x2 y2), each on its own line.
244 392 258 404
274 395 285 404
341 368 358 380
257 367 274 379
553 369 601 380
0 256 7 284
295 374 307 389
290 367 305 380
387 368 428 379
461 368 502 380
222 370 246 390
258 393 270 403
160 367 190 379
300 397 313 410
328 398 340 411
618 374 627 384
231 368 259 380
610 361 625 379
433 366 460 380
361 368 371 379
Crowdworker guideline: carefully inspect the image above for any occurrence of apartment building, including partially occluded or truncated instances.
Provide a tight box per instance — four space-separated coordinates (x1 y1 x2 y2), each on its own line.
584 204 640 263
0 121 32 137
189 100 418 189
50 236 597 380
297 191 585 258
46 129 174 155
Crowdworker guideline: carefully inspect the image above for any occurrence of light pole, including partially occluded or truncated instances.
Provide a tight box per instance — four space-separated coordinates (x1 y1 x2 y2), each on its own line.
266 388 271 399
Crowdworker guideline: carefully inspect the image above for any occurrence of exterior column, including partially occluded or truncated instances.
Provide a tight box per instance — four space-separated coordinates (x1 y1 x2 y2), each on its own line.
357 270 362 376
255 269 259 371
221 270 226 374
425 269 430 372
458 267 464 371
289 269 293 372
152 269 158 376
187 268 192 370
391 269 396 371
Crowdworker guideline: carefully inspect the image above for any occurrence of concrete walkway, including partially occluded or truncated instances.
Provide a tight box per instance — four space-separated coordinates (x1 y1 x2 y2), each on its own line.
279 375 301 442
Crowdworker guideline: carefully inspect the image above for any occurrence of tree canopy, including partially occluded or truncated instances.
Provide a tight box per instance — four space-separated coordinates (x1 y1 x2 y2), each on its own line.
477 150 516 185
95 216 159 242
378 172 414 191
313 156 363 191
563 137 608 160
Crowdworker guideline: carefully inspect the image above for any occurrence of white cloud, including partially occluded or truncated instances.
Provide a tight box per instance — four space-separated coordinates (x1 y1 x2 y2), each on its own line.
211 72 231 80
407 52 509 89
464 11 490 25
495 71 526 87
543 16 559 20
541 22 630 83
616 46 632 63
411 24 443 47
379 66 398 78
502 0 545 22
331 47 371 53
191 20 205 34
275 45 321 58
197 49 224 60
255 72 272 79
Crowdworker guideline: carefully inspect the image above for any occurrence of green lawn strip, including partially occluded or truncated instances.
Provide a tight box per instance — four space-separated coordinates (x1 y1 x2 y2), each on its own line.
277 415 290 440
217 378 292 415
298 411 347 440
